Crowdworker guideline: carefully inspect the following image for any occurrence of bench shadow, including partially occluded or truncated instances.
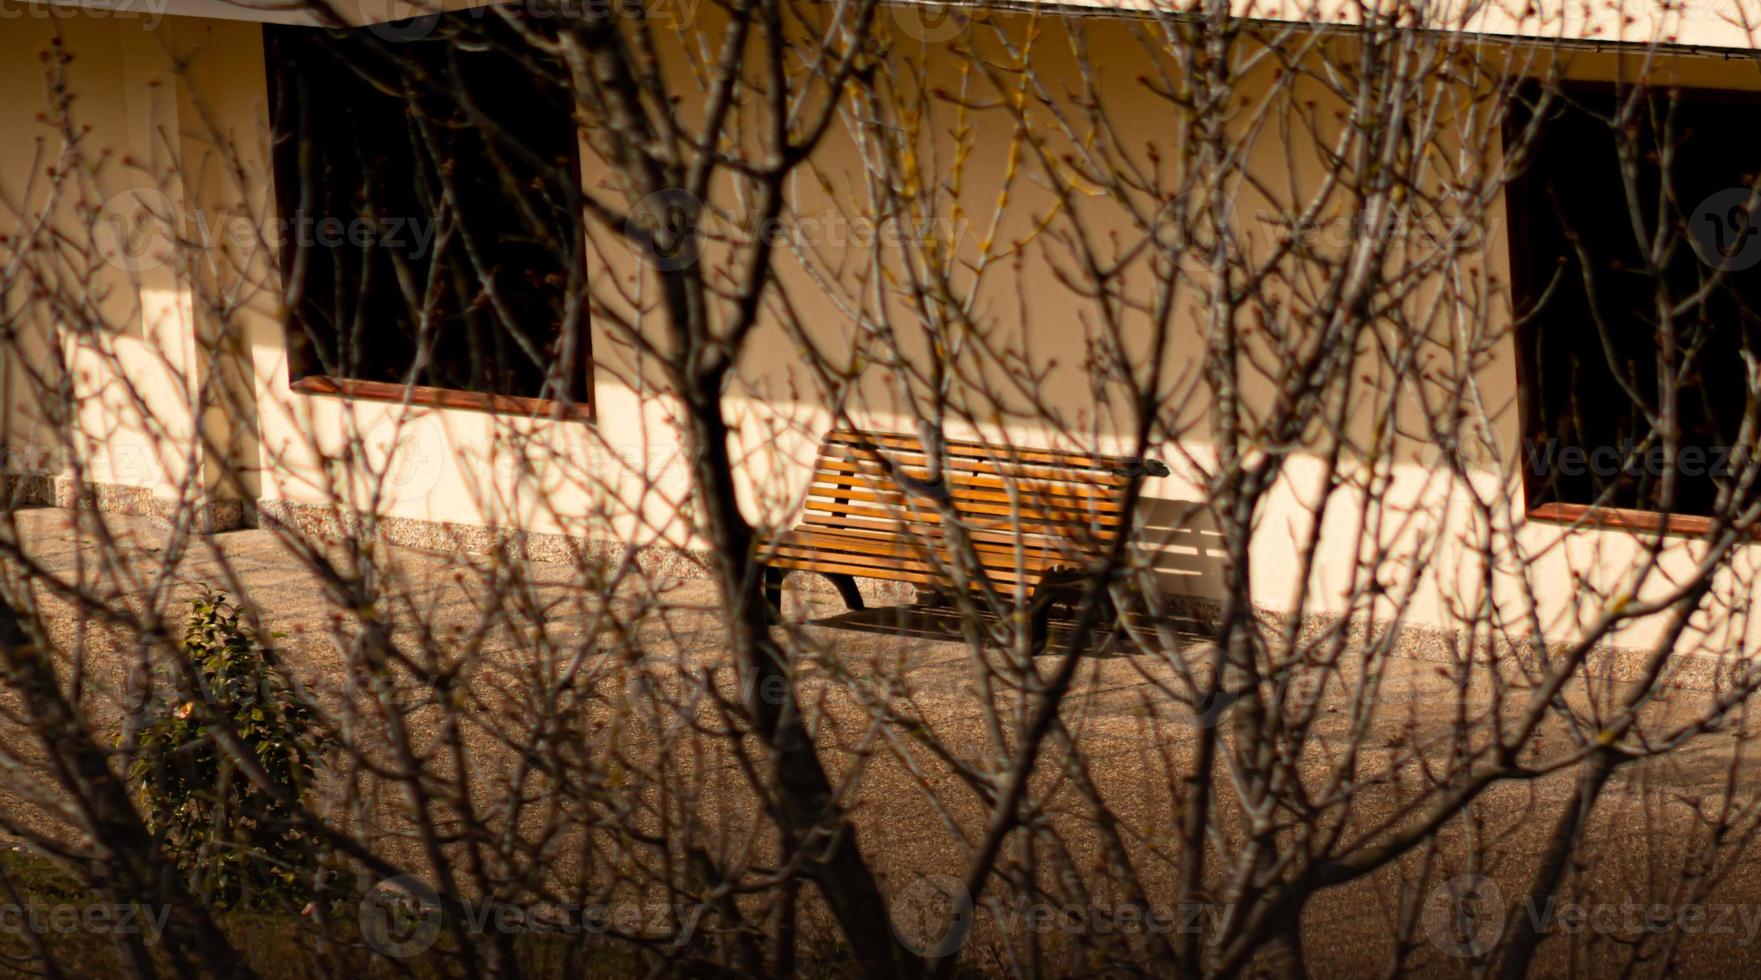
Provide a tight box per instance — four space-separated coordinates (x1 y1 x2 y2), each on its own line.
793 495 1225 656
1139 498 1228 600
807 602 1210 659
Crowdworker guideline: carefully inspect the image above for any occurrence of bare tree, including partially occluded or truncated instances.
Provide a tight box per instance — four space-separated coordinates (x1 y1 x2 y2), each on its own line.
0 1 1760 977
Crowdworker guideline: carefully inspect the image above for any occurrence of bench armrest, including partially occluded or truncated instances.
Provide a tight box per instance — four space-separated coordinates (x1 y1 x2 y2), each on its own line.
1119 458 1171 478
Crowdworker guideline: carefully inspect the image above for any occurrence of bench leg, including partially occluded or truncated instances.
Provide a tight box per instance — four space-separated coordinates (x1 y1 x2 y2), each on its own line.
1028 573 1108 654
762 566 786 623
1099 588 1120 628
824 573 866 611
1028 579 1066 654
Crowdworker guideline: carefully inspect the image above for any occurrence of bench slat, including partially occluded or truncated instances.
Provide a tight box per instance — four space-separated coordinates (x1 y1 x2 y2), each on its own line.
805 487 1122 524
765 526 1097 564
824 430 1139 475
808 470 1125 511
802 503 1120 541
761 532 1085 585
817 452 1129 490
794 516 1116 553
818 472 1127 499
765 428 1157 599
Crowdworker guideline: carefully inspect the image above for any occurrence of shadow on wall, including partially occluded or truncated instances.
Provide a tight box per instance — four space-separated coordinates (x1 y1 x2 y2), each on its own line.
1138 497 1227 601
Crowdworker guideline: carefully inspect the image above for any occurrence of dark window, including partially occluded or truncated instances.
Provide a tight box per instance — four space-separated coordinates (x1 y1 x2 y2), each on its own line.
265 13 588 410
1509 85 1761 518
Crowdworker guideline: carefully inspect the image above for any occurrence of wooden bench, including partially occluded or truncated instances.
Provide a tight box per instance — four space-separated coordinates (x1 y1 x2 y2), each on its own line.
757 429 1168 647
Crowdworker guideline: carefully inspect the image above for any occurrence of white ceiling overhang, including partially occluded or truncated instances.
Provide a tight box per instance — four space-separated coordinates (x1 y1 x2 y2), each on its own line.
18 0 465 26
27 0 319 23
21 0 1761 53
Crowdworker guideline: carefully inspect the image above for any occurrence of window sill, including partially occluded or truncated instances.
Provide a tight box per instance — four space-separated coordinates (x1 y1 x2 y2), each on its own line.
290 376 593 423
1527 502 1722 537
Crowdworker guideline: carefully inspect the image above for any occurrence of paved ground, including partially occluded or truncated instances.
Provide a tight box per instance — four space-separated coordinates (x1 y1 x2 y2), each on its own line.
5 505 1761 976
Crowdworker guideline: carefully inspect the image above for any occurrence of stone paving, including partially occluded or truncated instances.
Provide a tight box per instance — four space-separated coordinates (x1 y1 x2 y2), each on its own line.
5 505 1761 975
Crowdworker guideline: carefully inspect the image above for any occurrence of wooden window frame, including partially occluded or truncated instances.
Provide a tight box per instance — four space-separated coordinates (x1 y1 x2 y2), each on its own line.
287 375 592 423
262 21 594 424
1506 80 1761 539
1525 501 1724 537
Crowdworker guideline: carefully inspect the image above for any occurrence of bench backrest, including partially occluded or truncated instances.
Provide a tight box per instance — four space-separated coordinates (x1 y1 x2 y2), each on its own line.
803 429 1157 560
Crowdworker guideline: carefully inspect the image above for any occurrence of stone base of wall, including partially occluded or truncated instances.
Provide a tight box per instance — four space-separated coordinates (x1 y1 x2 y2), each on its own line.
1164 596 1741 694
250 498 721 585
6 476 1741 691
9 474 248 534
251 499 921 604
3 475 916 600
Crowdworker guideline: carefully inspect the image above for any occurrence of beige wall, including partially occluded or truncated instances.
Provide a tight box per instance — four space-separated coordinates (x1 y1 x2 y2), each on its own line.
0 17 205 507
3 11 1759 655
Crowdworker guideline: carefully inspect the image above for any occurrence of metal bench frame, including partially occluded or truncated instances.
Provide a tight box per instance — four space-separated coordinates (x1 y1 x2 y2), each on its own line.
758 429 1168 648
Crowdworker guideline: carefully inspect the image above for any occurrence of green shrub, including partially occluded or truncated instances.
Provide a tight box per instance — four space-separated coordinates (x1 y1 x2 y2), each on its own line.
130 587 327 910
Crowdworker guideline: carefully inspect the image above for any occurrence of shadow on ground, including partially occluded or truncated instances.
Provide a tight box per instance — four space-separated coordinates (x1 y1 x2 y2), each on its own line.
806 600 1212 658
